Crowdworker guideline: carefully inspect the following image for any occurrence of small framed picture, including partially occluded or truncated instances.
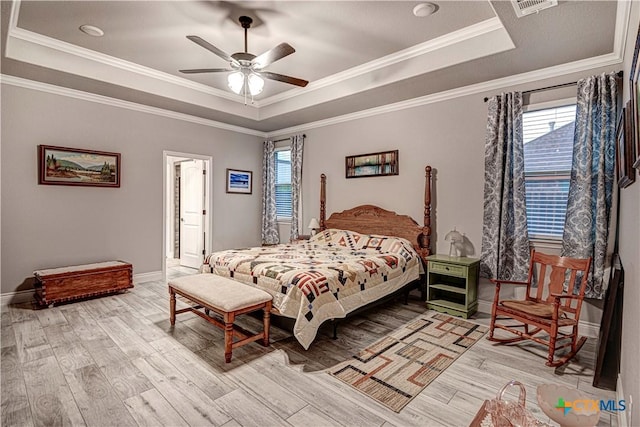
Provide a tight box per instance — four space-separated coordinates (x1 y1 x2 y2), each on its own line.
38 145 121 187
226 168 252 194
345 150 399 178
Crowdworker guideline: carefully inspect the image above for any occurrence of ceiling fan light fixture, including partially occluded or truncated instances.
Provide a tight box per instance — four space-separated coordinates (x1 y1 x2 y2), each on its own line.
227 71 245 94
247 73 264 96
181 15 308 99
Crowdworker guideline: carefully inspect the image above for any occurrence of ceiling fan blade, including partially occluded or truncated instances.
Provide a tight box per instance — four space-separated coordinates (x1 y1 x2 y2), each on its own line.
186 35 238 65
252 43 295 69
179 68 233 74
259 71 309 87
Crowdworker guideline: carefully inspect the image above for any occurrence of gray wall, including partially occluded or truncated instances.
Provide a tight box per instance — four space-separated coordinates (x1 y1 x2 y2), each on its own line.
1 84 262 293
300 98 485 253
619 3 640 424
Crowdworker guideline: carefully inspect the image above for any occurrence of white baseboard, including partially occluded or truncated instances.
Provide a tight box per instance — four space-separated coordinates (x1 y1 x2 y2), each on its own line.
477 299 493 315
477 299 600 338
0 270 164 309
579 320 600 339
133 271 163 283
617 374 628 427
0 289 34 308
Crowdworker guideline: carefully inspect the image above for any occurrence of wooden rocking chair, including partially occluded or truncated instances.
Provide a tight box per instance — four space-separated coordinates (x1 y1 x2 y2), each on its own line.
488 249 592 367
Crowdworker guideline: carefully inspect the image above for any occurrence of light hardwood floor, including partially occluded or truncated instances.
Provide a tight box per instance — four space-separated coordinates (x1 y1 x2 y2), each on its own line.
1 268 617 427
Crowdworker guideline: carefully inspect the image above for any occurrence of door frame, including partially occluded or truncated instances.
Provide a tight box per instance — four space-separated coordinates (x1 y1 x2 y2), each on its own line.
162 150 213 281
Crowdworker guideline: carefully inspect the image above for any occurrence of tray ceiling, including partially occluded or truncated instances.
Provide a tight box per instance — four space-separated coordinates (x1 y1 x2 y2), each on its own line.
1 1 622 134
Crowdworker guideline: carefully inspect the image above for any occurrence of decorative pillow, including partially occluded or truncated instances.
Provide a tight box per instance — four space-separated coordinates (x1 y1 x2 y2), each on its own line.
309 229 415 258
308 229 362 249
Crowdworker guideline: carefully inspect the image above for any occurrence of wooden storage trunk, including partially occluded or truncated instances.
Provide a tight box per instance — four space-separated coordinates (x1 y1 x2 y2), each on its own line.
33 261 133 307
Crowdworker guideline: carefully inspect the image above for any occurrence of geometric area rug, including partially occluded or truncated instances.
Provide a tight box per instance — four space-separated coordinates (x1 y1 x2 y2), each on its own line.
328 311 488 412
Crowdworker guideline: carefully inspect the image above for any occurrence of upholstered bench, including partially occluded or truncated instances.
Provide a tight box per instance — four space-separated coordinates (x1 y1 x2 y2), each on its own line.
168 274 272 363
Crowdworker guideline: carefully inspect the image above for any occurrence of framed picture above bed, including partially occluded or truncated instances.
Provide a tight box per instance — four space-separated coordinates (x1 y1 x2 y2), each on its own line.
38 145 121 188
345 150 398 178
226 168 252 194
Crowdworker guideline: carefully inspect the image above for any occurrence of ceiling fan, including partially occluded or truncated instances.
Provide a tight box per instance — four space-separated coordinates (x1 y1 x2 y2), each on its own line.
179 16 309 98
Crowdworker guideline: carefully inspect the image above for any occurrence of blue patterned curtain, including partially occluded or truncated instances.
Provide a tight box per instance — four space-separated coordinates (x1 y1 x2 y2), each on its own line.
480 92 531 280
561 72 618 299
261 140 279 245
289 134 304 241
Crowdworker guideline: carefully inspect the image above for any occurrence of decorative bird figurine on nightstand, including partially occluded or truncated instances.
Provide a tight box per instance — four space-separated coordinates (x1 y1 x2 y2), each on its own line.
445 228 464 257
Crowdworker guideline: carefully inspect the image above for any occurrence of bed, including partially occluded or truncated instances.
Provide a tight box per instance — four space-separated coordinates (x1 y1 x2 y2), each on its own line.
202 166 433 349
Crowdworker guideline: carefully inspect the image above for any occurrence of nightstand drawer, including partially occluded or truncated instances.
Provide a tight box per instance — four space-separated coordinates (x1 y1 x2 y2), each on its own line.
428 261 466 278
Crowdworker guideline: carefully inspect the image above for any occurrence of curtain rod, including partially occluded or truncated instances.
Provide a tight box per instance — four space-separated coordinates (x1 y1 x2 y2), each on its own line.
272 134 306 143
483 70 623 102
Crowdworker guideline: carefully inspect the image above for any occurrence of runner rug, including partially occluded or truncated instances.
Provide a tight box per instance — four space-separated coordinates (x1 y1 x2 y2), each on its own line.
328 311 488 412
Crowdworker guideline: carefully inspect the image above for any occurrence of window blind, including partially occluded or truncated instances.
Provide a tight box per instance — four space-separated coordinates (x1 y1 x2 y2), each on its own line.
275 150 292 218
522 105 576 239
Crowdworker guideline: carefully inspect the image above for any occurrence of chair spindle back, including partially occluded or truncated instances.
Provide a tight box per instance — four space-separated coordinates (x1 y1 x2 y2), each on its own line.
527 250 591 316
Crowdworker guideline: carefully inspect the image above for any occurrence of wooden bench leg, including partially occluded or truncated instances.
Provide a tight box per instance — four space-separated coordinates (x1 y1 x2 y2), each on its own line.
224 311 235 363
169 287 176 326
263 301 271 347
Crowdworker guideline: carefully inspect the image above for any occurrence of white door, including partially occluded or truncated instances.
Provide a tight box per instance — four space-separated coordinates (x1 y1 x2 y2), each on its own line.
179 159 205 269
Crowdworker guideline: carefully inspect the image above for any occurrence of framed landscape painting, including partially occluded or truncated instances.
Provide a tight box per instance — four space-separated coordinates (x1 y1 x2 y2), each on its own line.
226 168 252 194
38 145 121 187
345 150 399 178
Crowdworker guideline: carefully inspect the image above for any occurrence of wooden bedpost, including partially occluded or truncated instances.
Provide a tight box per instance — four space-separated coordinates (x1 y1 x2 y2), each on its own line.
418 166 432 261
320 173 327 230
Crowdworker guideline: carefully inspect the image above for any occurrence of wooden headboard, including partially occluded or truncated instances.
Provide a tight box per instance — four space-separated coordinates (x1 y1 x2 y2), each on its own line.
319 166 432 264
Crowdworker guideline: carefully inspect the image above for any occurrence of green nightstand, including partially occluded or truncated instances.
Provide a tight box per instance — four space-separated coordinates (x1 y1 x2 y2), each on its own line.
426 255 479 319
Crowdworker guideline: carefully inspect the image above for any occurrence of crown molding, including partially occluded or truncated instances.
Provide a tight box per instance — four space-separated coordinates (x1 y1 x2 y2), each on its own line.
2 44 623 142
0 74 267 138
2 48 622 142
266 52 623 137
4 33 260 120
613 0 632 60
257 17 506 107
7 0 243 103
5 1 257 120
258 22 514 120
265 0 632 135
9 28 240 103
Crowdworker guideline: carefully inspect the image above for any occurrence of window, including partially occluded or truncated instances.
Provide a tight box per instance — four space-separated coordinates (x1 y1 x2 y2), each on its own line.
523 104 576 239
275 149 292 220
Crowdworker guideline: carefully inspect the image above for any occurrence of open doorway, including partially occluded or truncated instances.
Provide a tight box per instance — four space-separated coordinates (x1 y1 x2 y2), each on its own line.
162 151 213 280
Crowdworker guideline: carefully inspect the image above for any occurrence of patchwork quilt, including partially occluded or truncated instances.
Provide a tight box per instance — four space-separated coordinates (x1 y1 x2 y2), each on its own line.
203 229 420 349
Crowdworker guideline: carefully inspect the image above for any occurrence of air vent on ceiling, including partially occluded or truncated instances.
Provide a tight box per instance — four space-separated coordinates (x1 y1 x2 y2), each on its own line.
511 0 558 17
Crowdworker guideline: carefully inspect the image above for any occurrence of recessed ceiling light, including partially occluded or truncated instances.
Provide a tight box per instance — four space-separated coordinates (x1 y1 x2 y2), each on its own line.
79 24 104 37
413 3 438 17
